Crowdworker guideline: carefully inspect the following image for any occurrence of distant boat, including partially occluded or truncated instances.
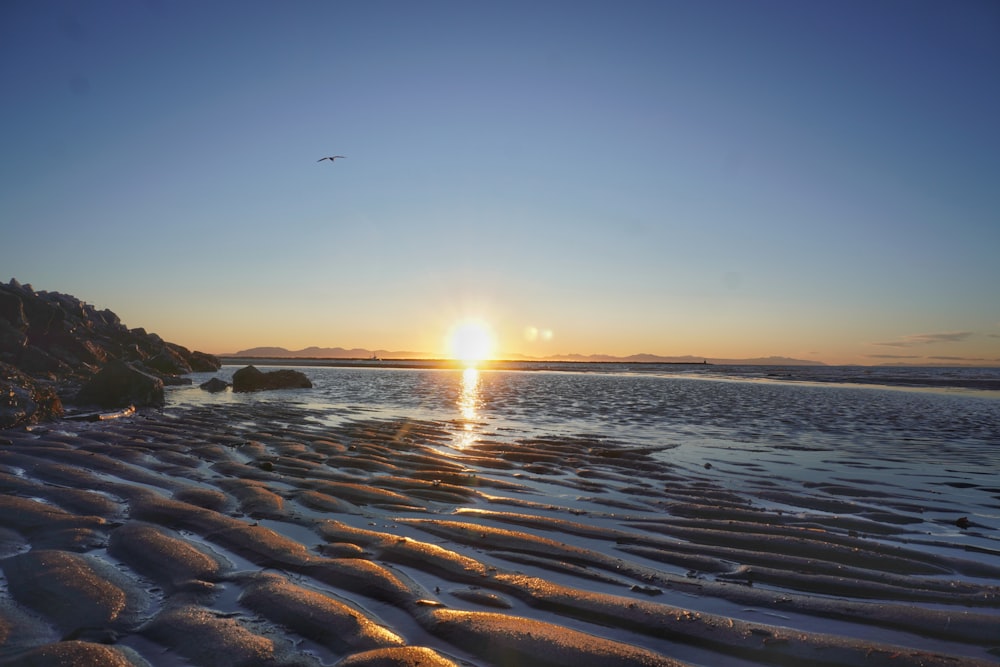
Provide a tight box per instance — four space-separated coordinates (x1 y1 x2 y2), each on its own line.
317 155 346 162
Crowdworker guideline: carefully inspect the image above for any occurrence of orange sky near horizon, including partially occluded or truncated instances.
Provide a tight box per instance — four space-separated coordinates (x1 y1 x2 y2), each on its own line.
107 292 1000 367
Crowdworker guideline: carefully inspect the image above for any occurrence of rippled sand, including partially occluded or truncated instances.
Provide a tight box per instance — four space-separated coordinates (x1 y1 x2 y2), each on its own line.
1 403 998 666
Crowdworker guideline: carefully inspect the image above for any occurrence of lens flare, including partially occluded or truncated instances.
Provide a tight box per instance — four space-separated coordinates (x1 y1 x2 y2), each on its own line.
524 325 554 343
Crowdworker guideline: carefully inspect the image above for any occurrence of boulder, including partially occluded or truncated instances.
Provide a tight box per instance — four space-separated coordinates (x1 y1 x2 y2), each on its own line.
232 365 312 392
189 350 223 372
75 360 164 408
0 362 64 429
146 348 193 375
199 377 230 393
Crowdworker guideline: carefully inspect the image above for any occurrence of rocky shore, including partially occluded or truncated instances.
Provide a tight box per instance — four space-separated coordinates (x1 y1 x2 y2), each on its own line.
0 280 220 429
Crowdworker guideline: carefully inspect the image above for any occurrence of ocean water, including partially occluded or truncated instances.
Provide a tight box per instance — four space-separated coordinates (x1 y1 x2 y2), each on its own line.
168 364 1000 541
172 364 998 476
156 363 1000 662
171 363 1000 452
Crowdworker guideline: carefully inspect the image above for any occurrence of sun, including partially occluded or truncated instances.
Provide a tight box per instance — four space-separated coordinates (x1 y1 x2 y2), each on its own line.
447 319 496 366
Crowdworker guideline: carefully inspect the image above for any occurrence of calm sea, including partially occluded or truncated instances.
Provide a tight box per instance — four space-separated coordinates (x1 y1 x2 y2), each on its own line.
169 362 1000 547
171 363 1000 460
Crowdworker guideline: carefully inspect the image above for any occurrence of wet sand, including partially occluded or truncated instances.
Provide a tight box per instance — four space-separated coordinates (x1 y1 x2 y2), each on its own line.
1 402 998 666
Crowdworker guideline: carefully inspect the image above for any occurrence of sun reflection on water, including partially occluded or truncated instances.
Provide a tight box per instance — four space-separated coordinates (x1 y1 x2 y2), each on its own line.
454 367 481 448
459 367 480 422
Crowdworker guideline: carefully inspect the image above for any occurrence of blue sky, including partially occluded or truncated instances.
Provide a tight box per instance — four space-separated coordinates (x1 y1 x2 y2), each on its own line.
2 0 998 364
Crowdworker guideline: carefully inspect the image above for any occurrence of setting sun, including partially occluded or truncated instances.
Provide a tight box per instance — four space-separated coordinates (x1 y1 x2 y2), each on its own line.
447 320 496 366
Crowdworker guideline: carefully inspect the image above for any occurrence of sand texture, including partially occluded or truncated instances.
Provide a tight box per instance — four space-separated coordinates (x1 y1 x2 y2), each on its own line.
0 402 998 666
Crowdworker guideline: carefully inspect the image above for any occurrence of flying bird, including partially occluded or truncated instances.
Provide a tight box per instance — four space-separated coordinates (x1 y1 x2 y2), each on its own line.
317 155 346 162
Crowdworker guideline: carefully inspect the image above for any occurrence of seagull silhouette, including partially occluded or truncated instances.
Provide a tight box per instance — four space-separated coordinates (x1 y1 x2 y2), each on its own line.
317 155 346 162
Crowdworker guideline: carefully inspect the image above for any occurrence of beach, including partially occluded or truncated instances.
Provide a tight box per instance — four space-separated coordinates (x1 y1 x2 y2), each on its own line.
1 366 998 666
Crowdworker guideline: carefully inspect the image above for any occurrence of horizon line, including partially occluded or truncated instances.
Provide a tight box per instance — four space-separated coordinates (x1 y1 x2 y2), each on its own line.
215 353 1000 369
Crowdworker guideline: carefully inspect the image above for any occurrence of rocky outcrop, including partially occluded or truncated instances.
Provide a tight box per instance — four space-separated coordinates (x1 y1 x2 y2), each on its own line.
75 360 165 409
0 279 222 427
232 365 312 392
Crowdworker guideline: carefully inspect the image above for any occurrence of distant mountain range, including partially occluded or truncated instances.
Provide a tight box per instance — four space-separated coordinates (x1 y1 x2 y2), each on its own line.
526 353 825 366
223 346 825 366
226 346 414 360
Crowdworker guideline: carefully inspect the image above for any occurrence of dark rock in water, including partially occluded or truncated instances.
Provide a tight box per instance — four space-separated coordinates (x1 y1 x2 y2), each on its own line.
0 361 64 429
232 365 312 392
75 359 164 408
200 377 230 393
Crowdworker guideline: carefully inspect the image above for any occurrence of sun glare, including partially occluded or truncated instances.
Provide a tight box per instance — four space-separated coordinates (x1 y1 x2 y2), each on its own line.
448 320 496 366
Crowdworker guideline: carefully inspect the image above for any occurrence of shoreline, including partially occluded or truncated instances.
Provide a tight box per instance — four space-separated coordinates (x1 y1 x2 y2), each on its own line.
1 401 997 666
219 357 1000 394
219 357 714 370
